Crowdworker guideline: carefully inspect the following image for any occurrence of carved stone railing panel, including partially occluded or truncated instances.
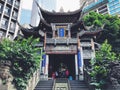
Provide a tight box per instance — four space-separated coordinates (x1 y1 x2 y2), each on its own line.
81 42 92 47
46 38 78 44
83 50 94 59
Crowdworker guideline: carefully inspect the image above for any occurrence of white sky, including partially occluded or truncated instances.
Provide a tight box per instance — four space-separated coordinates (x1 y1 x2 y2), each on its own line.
21 0 33 10
22 0 80 11
56 0 80 12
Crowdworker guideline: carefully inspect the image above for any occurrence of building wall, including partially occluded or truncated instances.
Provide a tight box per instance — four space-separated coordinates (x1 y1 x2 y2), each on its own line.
83 0 109 15
108 0 120 15
20 9 31 25
30 0 39 26
83 0 120 15
80 0 97 7
31 0 57 26
0 0 22 40
86 0 97 6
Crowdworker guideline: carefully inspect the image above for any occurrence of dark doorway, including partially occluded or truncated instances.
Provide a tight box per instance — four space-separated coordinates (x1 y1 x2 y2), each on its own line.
48 54 75 79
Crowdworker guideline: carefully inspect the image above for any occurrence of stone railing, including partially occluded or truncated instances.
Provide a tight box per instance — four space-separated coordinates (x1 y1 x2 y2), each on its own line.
46 38 78 45
83 50 95 59
26 69 40 90
81 42 92 47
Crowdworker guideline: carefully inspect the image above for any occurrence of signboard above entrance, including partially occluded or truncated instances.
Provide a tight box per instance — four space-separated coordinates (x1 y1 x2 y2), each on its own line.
59 28 64 37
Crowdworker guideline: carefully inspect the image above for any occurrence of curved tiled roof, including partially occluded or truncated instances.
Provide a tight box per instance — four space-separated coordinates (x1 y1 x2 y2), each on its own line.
39 7 82 24
18 1 102 38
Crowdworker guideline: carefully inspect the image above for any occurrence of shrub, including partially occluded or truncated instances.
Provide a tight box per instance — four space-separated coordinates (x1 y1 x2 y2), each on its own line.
0 37 42 90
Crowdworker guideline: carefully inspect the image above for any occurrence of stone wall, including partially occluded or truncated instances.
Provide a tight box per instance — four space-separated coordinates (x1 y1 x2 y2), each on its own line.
26 69 40 90
0 79 16 90
0 69 40 90
0 60 15 90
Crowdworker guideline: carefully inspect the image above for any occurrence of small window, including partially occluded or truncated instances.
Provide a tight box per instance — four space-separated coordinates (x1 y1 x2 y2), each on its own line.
15 0 19 7
0 4 3 11
1 18 8 26
12 10 18 18
5 7 11 15
10 22 16 31
7 34 13 39
8 0 12 2
7 0 13 4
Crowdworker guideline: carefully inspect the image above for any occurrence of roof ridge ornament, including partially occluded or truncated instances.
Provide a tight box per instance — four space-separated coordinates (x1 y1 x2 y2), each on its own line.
59 7 64 13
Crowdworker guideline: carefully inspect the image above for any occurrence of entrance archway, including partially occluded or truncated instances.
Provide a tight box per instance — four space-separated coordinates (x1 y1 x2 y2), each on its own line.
48 54 76 79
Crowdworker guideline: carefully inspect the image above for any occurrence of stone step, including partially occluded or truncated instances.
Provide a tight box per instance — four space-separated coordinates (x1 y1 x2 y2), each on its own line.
69 80 89 90
35 86 53 88
71 86 88 88
34 80 53 90
34 88 52 90
55 78 68 83
71 88 89 90
36 83 53 85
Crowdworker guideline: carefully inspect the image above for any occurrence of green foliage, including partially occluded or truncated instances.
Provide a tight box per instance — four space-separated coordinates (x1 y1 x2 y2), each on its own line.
90 40 117 89
83 12 120 88
83 11 104 27
118 54 120 61
0 37 42 90
0 39 13 60
96 40 116 61
83 12 120 53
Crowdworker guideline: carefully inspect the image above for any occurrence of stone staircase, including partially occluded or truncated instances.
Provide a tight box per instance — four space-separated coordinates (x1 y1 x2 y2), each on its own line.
34 79 54 90
34 79 89 90
54 78 69 90
69 80 89 90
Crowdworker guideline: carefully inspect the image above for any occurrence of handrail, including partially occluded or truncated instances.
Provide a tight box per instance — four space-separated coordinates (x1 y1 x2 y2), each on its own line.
52 79 56 90
68 79 71 90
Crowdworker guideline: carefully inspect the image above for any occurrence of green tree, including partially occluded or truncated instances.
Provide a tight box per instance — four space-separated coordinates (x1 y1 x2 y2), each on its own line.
83 11 104 27
90 40 117 89
0 37 42 90
83 12 120 53
0 39 13 60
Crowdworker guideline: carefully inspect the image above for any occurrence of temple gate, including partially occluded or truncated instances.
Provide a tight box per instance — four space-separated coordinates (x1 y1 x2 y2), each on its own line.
18 1 102 80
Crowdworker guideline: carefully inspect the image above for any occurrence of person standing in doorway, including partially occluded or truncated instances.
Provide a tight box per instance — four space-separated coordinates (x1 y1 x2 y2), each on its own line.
65 69 69 78
55 71 58 78
52 72 55 79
